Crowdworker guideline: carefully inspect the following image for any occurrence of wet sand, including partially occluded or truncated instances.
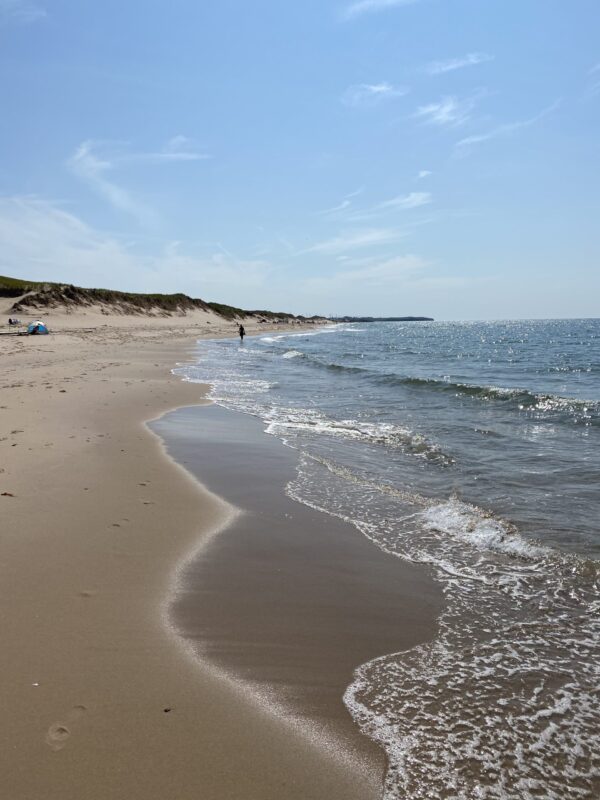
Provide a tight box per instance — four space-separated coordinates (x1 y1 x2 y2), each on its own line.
152 403 443 790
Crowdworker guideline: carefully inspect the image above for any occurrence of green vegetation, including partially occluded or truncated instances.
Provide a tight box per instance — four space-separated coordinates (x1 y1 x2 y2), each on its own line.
249 309 295 319
0 274 319 322
0 275 46 297
8 282 213 314
206 301 247 320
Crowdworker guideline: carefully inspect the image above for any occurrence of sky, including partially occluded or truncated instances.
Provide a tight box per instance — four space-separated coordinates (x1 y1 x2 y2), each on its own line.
0 0 599 319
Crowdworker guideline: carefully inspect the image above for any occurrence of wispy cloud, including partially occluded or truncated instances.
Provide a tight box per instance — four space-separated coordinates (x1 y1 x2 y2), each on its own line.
166 134 194 151
306 254 427 291
455 100 561 151
0 0 45 24
299 254 474 313
341 82 408 107
413 95 478 127
321 199 352 215
0 196 270 296
118 136 210 165
425 52 493 75
342 0 420 21
0 196 140 285
68 141 153 224
318 187 364 215
67 138 209 224
584 64 600 99
156 242 271 292
68 141 156 224
329 191 432 222
417 170 432 179
376 191 431 210
305 228 405 255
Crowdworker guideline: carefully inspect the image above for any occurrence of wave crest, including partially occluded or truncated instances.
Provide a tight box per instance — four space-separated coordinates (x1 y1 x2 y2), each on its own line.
264 408 452 463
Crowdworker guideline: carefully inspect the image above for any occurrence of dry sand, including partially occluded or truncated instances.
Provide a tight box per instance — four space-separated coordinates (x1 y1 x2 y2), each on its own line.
0 305 440 799
0 307 385 799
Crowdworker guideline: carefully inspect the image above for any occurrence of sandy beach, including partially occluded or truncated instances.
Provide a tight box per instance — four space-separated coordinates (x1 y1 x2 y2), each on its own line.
0 307 441 799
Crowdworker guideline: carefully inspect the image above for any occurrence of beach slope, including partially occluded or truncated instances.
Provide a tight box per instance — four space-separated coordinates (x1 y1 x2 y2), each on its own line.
0 317 383 799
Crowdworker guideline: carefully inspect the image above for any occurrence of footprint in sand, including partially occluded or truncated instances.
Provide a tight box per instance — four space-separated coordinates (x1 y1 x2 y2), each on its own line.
45 705 87 751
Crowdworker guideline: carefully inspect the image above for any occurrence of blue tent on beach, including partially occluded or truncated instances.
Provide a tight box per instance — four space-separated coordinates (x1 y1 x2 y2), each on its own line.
27 321 49 335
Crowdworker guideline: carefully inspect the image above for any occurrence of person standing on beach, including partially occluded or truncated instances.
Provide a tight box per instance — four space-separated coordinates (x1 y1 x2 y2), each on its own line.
239 324 245 342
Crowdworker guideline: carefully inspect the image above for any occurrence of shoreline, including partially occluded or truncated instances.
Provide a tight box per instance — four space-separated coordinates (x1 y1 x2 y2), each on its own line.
0 320 399 799
152 403 444 795
149 410 382 797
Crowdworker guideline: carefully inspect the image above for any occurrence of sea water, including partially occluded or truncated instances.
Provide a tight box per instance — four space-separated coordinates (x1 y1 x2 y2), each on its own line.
177 320 600 799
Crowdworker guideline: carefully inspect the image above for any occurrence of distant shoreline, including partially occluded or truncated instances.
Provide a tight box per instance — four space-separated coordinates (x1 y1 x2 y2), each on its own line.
331 316 434 322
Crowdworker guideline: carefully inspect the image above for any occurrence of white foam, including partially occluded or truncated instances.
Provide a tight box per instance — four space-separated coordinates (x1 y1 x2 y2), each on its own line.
284 455 600 799
262 407 449 461
260 327 340 344
421 499 549 560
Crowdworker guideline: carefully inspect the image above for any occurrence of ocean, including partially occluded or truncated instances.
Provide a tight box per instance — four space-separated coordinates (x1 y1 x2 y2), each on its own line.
176 319 600 799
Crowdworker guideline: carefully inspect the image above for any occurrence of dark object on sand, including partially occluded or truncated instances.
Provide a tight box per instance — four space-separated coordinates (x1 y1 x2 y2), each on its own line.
27 321 49 335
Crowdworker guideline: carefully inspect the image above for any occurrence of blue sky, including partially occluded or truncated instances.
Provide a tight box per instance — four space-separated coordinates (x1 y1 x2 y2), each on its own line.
1 0 598 319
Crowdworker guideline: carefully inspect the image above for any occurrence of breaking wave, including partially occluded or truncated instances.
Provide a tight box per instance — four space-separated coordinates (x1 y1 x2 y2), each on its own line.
263 408 452 463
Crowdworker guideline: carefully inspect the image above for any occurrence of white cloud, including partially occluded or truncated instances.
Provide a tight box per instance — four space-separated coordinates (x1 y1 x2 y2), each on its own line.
417 170 432 179
305 254 428 293
414 95 477 127
341 82 408 107
165 134 194 152
584 64 600 99
376 191 431 210
68 141 154 225
0 0 45 24
585 82 600 99
128 135 210 164
0 196 270 297
300 255 477 315
306 228 405 255
320 199 352 214
346 187 365 198
154 242 270 292
342 0 419 21
335 254 426 283
455 100 561 151
318 187 365 215
67 138 209 224
426 52 493 75
342 191 432 222
0 196 144 285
